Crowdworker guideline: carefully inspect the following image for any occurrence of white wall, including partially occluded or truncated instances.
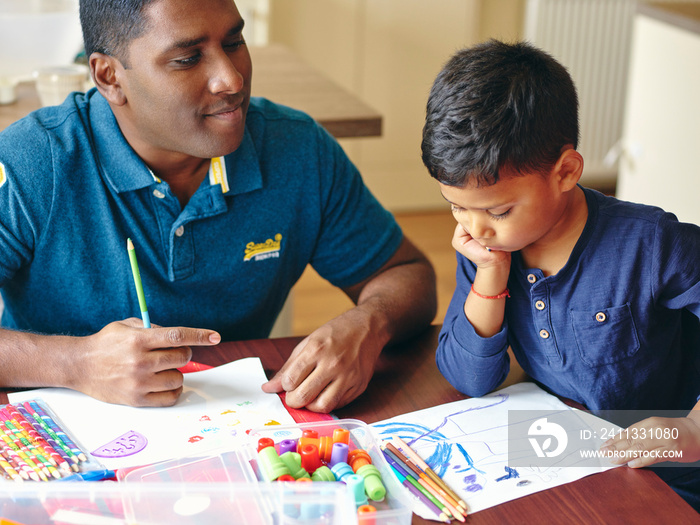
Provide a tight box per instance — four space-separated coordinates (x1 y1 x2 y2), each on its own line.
269 0 497 212
616 9 700 225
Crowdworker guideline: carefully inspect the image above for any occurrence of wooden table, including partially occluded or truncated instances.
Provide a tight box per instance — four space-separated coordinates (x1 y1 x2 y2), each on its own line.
1 326 697 523
130 327 700 522
0 45 382 138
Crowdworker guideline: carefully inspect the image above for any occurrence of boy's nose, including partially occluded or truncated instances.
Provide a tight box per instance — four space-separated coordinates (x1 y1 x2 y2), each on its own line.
467 216 493 240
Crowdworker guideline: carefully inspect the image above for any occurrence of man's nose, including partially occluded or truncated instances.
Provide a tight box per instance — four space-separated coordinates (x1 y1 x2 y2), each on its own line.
208 52 246 95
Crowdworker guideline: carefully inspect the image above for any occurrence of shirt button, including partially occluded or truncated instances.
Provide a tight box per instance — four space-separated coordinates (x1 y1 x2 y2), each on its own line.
539 329 550 339
527 274 537 284
153 189 166 199
175 226 185 237
595 312 607 322
535 300 546 311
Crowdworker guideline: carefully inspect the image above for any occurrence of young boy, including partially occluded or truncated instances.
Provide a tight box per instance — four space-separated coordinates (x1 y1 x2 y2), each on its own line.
421 40 700 509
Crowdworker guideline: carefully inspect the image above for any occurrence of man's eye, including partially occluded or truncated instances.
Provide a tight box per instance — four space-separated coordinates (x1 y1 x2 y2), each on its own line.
173 53 201 67
224 39 246 51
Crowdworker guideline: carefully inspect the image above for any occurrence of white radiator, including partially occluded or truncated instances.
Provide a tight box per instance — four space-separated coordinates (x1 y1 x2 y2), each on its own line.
524 0 638 185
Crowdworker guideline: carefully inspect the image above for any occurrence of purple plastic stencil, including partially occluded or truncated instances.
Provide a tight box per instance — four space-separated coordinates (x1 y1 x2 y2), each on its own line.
92 430 148 458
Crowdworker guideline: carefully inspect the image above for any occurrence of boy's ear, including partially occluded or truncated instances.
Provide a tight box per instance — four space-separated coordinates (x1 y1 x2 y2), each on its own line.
89 53 127 106
552 146 584 191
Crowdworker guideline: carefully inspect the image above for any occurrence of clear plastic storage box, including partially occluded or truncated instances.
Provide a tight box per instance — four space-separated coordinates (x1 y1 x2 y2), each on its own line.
0 419 412 525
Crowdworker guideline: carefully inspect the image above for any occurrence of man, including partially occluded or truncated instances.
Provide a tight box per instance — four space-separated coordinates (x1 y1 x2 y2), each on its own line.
0 0 436 412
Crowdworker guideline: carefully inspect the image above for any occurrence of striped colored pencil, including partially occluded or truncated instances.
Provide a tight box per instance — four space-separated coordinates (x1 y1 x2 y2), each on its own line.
0 448 23 482
1 444 38 481
0 448 29 481
22 402 81 465
0 428 27 456
1 409 47 457
16 405 77 471
394 436 468 512
9 404 71 473
26 401 87 462
0 415 55 478
14 449 47 481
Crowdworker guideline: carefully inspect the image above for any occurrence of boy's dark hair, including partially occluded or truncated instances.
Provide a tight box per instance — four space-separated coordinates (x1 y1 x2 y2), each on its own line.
80 0 160 67
421 40 579 187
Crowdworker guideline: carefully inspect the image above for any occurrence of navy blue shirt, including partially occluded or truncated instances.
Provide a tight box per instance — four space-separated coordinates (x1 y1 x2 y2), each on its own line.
0 90 403 340
438 187 700 411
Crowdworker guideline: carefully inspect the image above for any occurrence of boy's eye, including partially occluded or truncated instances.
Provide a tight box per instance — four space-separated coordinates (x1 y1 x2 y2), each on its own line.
489 209 511 220
450 205 464 213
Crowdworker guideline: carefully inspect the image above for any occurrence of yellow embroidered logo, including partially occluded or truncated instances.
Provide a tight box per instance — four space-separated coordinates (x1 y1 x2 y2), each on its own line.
0 162 6 188
244 233 283 261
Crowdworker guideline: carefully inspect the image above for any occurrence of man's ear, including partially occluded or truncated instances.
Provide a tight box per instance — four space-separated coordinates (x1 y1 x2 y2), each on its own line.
553 146 584 191
89 53 127 106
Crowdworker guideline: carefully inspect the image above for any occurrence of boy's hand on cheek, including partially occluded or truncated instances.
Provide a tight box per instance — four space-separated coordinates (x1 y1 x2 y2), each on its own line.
600 415 700 468
451 223 510 268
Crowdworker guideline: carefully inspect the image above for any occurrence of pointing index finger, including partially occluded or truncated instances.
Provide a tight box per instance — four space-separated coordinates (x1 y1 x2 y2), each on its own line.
146 326 221 348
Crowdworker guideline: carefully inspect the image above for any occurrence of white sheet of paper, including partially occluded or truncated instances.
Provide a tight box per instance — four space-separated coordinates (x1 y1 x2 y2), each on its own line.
371 383 621 519
8 357 296 470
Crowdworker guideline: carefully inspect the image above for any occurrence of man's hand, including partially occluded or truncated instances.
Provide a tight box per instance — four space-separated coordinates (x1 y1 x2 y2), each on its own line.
262 308 383 413
263 236 435 413
75 318 221 407
601 414 700 467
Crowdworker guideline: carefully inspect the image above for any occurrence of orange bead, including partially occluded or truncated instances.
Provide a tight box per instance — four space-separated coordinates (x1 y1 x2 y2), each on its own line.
332 428 350 445
357 504 377 525
298 436 334 463
347 448 372 473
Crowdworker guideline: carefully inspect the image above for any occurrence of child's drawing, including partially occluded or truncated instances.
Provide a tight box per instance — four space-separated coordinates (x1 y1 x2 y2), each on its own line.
8 358 296 470
371 383 619 517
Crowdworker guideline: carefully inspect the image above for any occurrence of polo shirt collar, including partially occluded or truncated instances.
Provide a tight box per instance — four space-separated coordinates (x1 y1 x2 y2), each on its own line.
221 129 262 195
89 91 157 193
89 90 263 196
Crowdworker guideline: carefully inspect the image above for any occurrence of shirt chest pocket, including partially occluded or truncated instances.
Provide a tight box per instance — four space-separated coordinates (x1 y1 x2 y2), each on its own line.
570 303 641 366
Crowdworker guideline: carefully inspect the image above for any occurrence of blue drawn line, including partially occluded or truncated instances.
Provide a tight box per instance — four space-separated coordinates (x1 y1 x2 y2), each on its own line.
455 443 486 475
495 466 519 482
407 394 510 445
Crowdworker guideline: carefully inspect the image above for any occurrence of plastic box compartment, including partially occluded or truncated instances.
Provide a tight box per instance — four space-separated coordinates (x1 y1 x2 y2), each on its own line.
246 418 412 525
0 481 352 525
0 419 412 525
120 448 358 524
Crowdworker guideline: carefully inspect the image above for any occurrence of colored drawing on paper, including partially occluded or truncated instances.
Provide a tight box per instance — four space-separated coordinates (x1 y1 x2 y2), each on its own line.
7 358 297 471
92 430 148 458
371 383 620 517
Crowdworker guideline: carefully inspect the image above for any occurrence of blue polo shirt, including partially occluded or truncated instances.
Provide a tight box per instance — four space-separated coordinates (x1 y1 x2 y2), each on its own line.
0 89 403 340
437 187 700 412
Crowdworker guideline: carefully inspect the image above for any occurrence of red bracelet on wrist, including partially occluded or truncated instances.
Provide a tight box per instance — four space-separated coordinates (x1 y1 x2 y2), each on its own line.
470 283 510 300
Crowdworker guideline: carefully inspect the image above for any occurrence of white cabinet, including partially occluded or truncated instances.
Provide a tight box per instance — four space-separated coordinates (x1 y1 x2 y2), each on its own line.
616 3 700 226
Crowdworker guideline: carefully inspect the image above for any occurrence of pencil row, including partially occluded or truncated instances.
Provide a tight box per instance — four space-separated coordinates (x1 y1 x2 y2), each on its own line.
0 400 88 482
381 436 468 523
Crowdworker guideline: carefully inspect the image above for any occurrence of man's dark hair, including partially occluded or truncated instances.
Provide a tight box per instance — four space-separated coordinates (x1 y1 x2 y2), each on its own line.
421 40 579 187
80 0 160 66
